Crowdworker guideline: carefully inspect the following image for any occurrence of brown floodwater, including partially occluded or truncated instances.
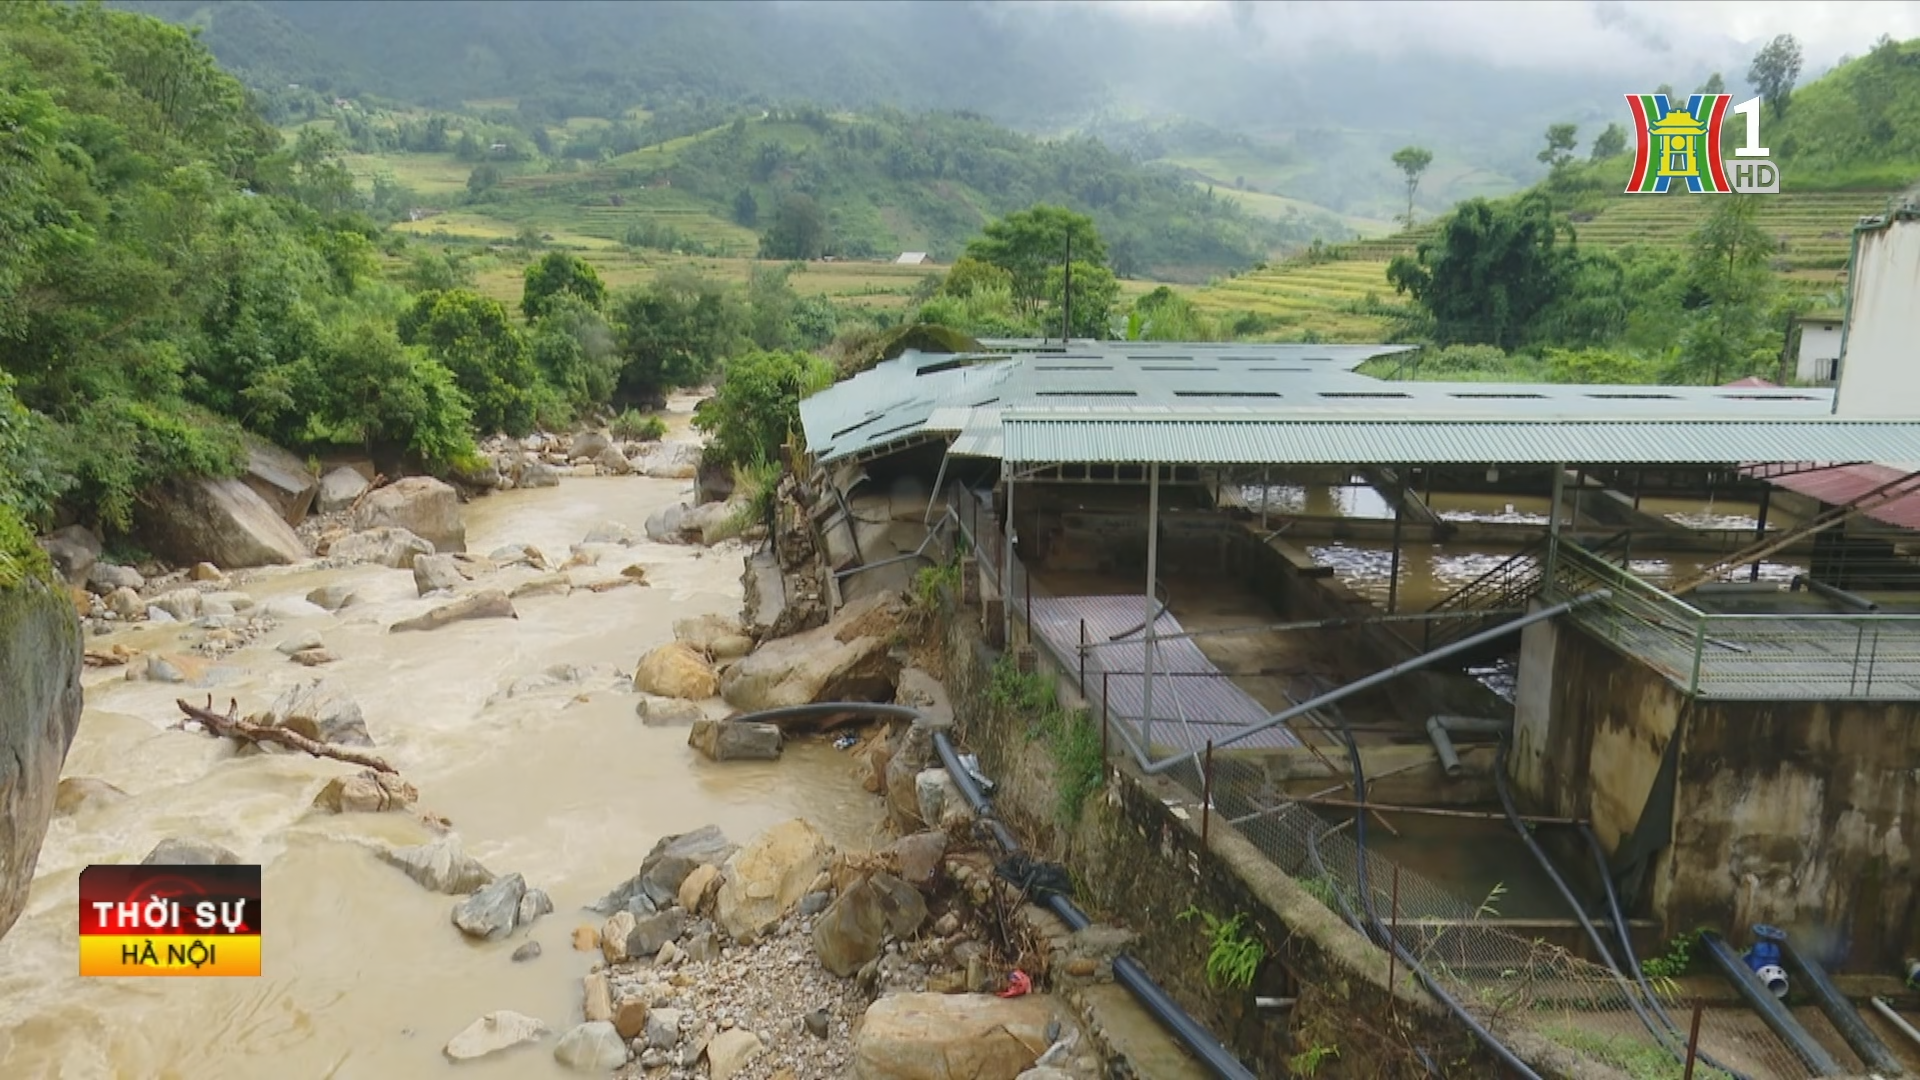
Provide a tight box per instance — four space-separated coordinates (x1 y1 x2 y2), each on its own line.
0 406 884 1079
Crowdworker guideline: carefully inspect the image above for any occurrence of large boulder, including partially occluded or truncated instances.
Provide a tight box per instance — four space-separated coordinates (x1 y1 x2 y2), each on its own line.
634 643 719 700
452 872 527 940
315 466 371 514
590 824 736 915
719 592 905 712
688 718 781 762
0 577 84 941
353 477 466 554
852 994 1057 1080
139 477 308 569
36 525 101 586
673 614 754 661
634 441 702 480
445 1011 550 1062
412 553 465 596
568 431 613 462
389 591 516 633
260 679 373 746
644 500 747 546
379 836 495 895
813 872 928 977
327 527 434 569
241 437 319 526
714 819 830 942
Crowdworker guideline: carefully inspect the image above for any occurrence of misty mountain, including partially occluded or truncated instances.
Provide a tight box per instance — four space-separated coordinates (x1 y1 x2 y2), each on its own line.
116 0 1811 220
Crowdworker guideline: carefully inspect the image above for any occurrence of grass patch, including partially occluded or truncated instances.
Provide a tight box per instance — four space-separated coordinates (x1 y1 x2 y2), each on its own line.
989 654 1106 825
1535 1026 1720 1080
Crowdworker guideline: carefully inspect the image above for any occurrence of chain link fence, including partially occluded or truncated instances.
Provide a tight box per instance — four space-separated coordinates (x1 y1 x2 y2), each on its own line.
943 481 1836 1079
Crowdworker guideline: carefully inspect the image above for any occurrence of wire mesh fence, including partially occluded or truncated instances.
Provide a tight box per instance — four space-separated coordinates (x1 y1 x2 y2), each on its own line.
942 480 1836 1079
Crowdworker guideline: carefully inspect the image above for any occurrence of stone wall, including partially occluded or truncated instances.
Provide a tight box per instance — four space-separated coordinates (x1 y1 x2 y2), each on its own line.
0 575 85 941
939 614 1513 1079
1511 609 1920 972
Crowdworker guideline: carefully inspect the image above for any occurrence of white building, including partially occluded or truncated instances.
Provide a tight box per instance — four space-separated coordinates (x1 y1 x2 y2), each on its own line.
1794 316 1843 383
894 252 931 266
1833 208 1920 417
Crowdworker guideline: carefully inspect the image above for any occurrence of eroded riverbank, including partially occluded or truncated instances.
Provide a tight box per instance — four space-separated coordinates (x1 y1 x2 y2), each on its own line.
0 412 886 1079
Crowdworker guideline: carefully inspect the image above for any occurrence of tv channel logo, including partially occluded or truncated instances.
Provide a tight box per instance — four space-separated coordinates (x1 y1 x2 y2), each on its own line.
1624 93 1779 194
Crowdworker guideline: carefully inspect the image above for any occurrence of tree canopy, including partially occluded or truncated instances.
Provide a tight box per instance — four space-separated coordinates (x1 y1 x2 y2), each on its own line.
1749 34 1805 118
1386 193 1577 351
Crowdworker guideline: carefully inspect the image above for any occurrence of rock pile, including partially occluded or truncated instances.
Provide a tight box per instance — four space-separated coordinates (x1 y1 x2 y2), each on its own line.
435 814 1103 1079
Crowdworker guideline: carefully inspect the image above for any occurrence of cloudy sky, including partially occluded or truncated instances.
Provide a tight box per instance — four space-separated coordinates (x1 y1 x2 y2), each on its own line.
1081 0 1920 79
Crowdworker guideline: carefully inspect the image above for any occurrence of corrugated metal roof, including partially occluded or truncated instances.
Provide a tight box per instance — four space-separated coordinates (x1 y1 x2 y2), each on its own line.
1743 462 1920 530
1001 418 1920 466
798 341 1916 470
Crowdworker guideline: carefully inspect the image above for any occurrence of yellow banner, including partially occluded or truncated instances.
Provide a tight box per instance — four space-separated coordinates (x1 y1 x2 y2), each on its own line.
79 935 260 977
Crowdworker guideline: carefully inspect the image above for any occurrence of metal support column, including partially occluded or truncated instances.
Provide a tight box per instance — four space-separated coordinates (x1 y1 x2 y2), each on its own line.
1142 464 1161 756
1544 464 1567 587
1259 467 1270 530
1387 469 1405 615
1002 462 1015 646
1749 486 1772 582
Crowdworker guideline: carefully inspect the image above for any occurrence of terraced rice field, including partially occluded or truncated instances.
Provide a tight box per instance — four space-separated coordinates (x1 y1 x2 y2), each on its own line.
1321 189 1902 278
1187 258 1404 341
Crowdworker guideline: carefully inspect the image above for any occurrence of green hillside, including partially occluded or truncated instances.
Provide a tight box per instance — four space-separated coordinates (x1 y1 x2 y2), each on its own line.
1187 45 1920 343
328 106 1350 283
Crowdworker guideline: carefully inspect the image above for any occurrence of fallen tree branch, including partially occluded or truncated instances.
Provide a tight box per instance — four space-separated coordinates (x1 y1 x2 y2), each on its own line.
174 696 399 775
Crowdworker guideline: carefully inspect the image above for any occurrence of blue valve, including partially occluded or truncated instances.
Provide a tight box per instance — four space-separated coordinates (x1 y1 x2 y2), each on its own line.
1745 924 1789 999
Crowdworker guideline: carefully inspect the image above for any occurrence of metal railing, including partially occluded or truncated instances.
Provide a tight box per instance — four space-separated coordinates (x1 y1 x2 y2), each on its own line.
935 480 1821 1078
1552 542 1920 699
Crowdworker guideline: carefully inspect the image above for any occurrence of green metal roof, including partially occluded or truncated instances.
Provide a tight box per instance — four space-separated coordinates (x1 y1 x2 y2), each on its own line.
1000 416 1920 466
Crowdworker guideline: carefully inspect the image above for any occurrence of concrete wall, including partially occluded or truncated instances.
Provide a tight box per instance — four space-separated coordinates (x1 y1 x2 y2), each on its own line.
1513 611 1920 971
1671 698 1920 972
1511 611 1681 892
1834 216 1920 417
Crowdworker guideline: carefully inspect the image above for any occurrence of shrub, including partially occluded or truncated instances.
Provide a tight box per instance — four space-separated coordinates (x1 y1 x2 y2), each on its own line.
610 409 668 442
693 349 834 469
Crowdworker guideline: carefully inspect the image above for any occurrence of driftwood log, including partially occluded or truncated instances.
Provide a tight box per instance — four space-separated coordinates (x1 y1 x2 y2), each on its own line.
174 696 398 775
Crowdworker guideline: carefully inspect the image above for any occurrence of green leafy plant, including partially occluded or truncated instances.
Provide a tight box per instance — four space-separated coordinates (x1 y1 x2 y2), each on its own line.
1288 1044 1340 1077
1178 906 1266 991
1641 928 1702 980
985 655 1104 825
609 409 668 442
910 560 961 613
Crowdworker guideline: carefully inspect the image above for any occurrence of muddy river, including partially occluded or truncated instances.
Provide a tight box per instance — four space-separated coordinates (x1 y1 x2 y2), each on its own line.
0 415 884 1079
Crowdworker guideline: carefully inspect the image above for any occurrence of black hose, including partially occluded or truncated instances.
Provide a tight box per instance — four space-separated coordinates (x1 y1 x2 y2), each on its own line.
1577 826 1753 1080
1106 578 1171 642
1490 742 1719 1071
929 730 1258 1080
1700 931 1843 1075
738 699 1257 1080
1322 705 1546 1079
1778 931 1905 1073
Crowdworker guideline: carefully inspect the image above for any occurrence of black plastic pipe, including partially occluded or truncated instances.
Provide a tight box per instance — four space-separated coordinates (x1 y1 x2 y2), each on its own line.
929 730 1259 1080
1778 931 1904 1073
1700 931 1843 1076
721 699 1257 1080
1489 743 1736 1074
1320 704 1546 1080
1576 826 1752 1080
1793 574 1880 612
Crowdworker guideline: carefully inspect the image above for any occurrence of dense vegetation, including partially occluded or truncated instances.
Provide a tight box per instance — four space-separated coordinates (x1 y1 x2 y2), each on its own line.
0 3 851 543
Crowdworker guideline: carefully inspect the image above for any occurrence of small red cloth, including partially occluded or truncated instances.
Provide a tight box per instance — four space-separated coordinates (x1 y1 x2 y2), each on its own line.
998 970 1032 998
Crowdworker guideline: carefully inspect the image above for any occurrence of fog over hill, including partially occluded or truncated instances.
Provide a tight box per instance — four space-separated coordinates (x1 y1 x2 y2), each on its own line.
119 0 1916 218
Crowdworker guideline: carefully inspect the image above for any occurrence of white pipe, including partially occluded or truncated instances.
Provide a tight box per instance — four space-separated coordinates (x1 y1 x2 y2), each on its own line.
1871 997 1920 1051
1142 465 1161 756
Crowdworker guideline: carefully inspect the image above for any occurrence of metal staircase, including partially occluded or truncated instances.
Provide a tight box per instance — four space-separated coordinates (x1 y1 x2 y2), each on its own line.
1422 531 1632 655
